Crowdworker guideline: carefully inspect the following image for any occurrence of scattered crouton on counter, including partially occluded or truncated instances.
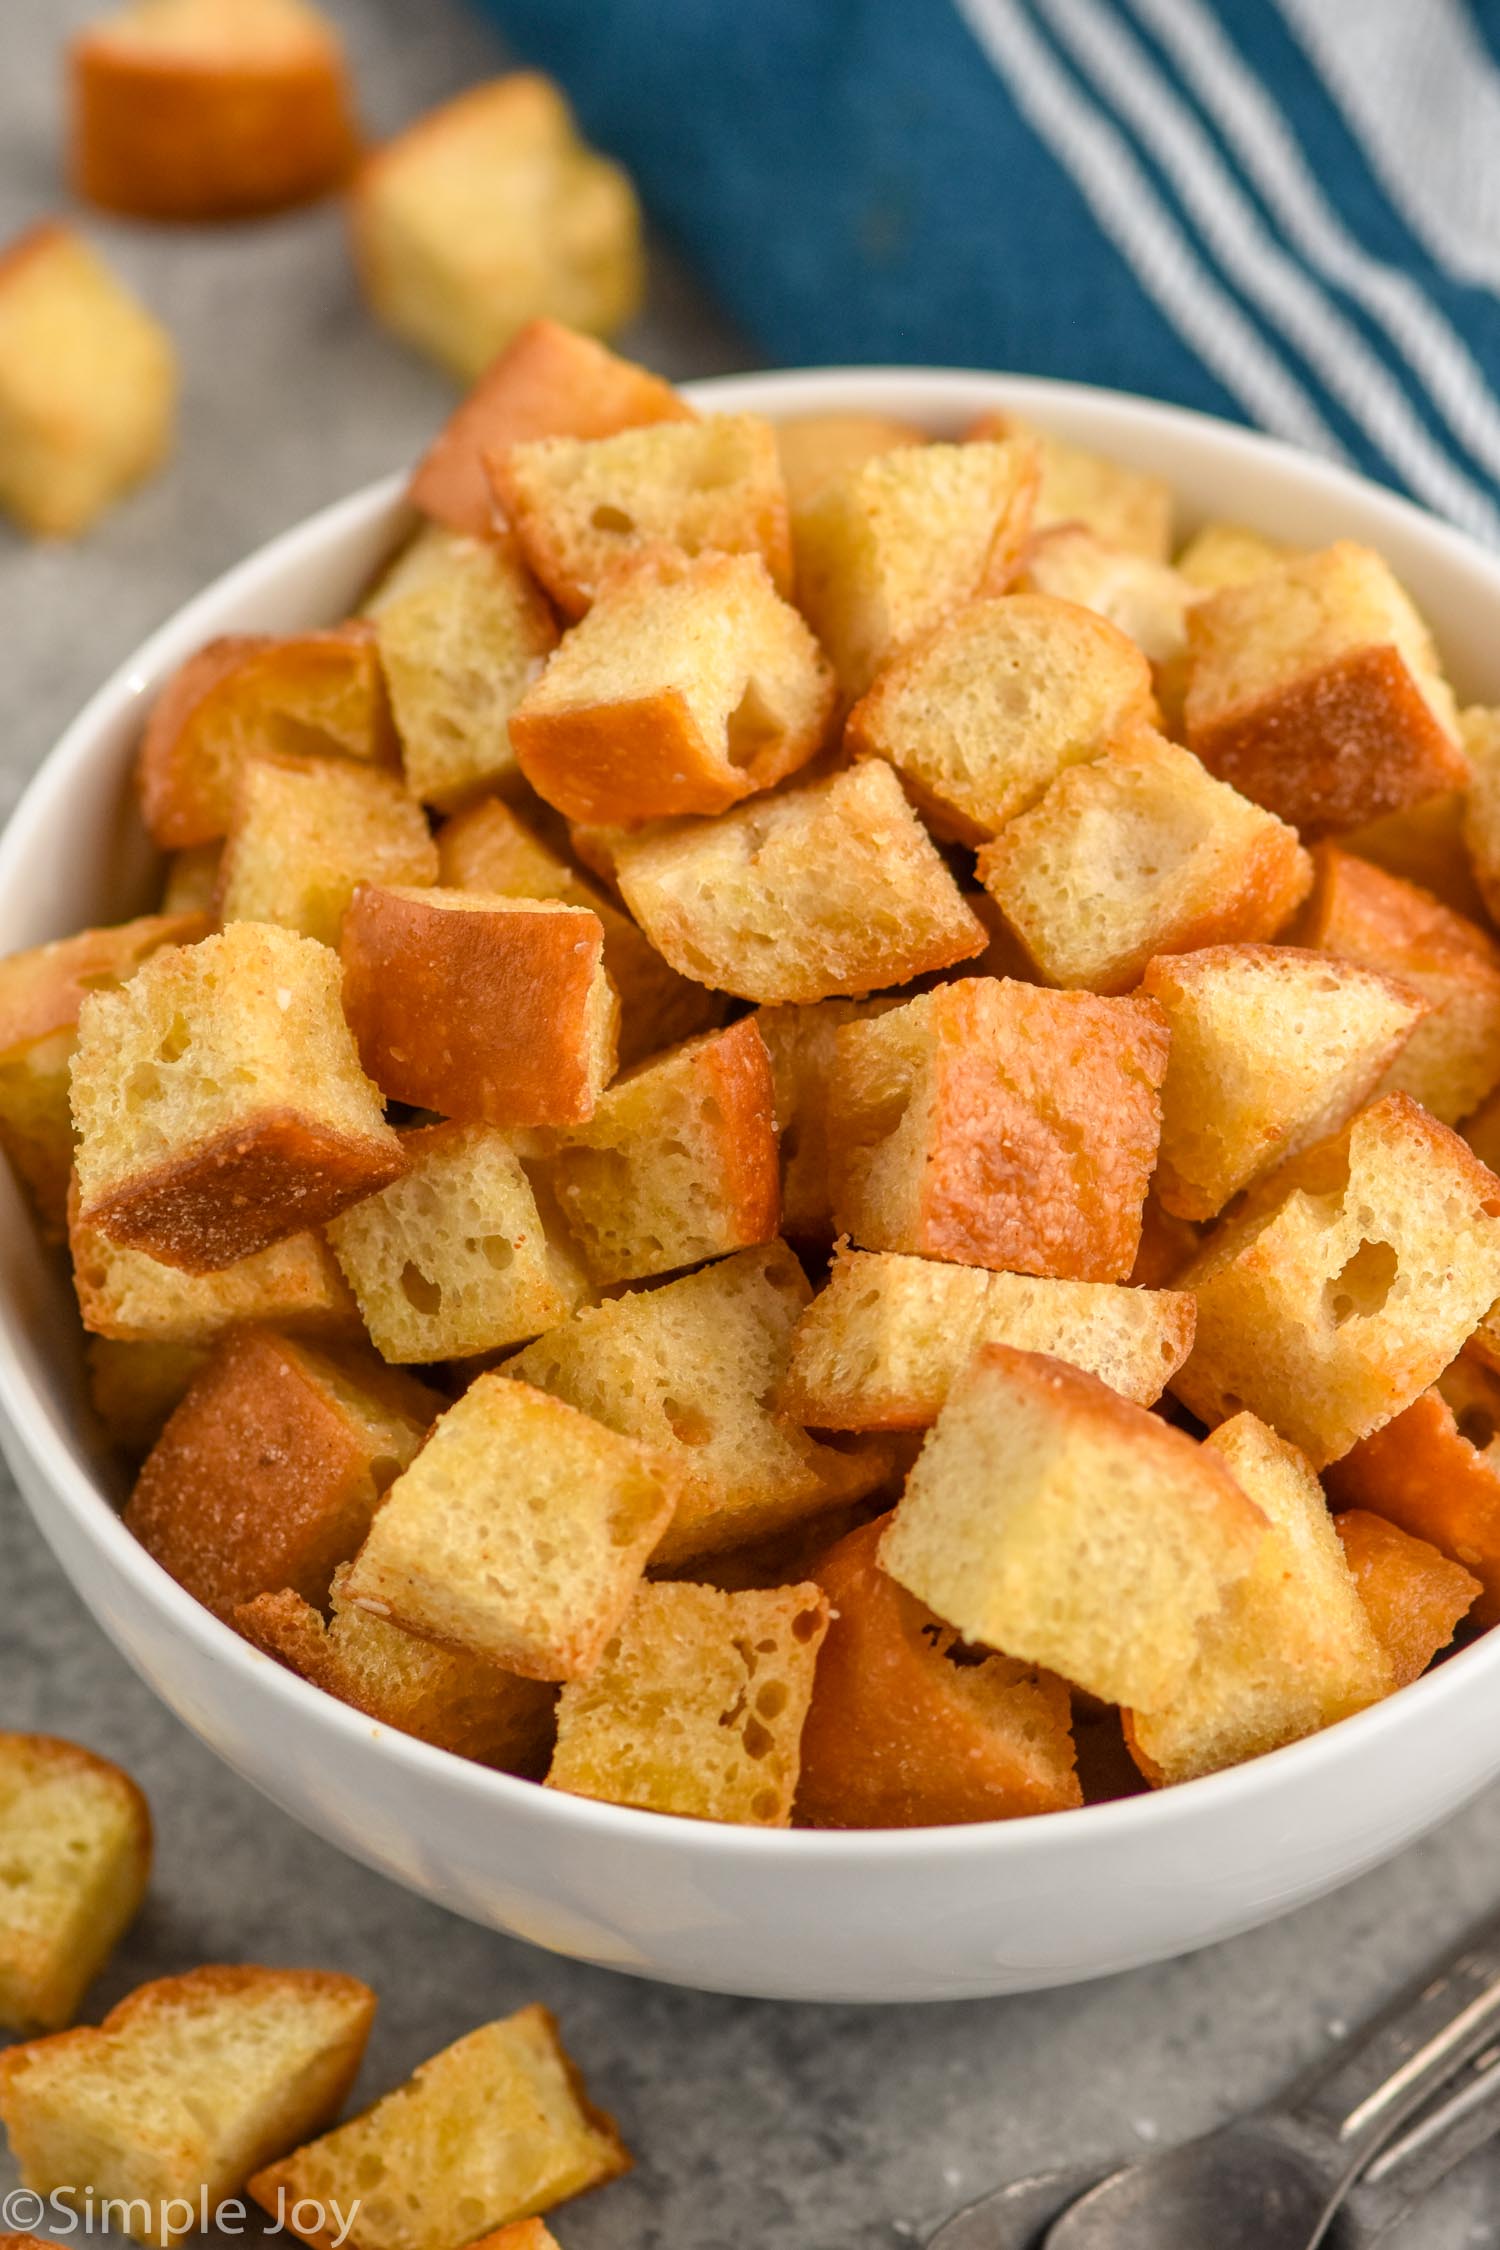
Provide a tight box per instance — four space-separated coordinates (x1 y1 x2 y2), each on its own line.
0 1735 151 2033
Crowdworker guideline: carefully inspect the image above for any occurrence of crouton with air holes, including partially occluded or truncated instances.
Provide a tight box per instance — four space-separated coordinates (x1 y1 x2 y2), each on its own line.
349 75 643 385
0 910 206 1239
70 921 405 1272
795 1516 1081 1828
780 1244 1194 1430
217 753 436 947
0 1967 376 2250
248 2005 629 2250
490 414 793 615
438 794 721 1063
340 1374 679 1681
774 410 925 520
326 1122 590 1362
543 1017 779 1285
1175 521 1292 592
87 1336 207 1458
340 887 617 1126
792 437 1039 699
506 1242 891 1564
879 1347 1266 1711
70 1186 356 1348
363 526 558 814
965 411 1173 557
124 1328 437 1621
0 1735 150 2034
1292 845 1500 1127
1142 945 1428 1223
510 551 833 825
236 1564 557 1769
1333 1511 1479 1688
1183 542 1466 836
408 318 693 542
69 0 360 221
0 223 176 539
977 728 1312 995
546 1580 829 1824
615 758 987 1004
753 998 902 1239
1172 1094 1500 1467
1123 1414 1391 1788
138 623 395 850
827 978 1168 1281
845 594 1157 844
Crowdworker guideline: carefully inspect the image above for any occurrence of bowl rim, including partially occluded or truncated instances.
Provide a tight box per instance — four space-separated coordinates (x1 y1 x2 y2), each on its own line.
5 361 1500 1869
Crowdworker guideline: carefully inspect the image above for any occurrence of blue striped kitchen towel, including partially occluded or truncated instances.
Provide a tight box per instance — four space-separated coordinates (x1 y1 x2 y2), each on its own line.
474 0 1500 545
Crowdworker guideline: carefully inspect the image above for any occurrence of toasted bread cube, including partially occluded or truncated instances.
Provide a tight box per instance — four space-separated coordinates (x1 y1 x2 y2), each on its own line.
827 978 1168 1280
511 552 833 825
160 843 222 917
0 1736 151 2034
615 759 987 1004
967 411 1172 557
1124 1414 1390 1786
1344 785 1486 924
1175 521 1291 592
364 527 559 813
1184 542 1466 836
507 1242 891 1562
547 1581 829 1824
87 1337 207 1458
237 1563 556 1768
69 0 359 222
780 1245 1194 1430
753 998 903 1239
1333 1510 1479 1688
793 439 1039 699
340 1374 678 1680
326 1122 589 1362
0 222 175 540
880 1347 1266 1708
139 624 395 850
544 1018 779 1285
0 1967 376 2248
408 318 692 542
1292 845 1500 1124
492 415 793 616
1173 1094 1500 1466
217 754 436 946
1142 944 1428 1221
71 921 405 1272
438 795 720 1063
774 411 925 519
249 2007 629 2250
794 1517 1080 1827
845 593 1156 845
1462 703 1500 925
350 76 643 385
125 1328 437 1620
340 887 617 1127
977 729 1312 994
71 1189 356 1347
0 911 205 1237
1019 526 1193 669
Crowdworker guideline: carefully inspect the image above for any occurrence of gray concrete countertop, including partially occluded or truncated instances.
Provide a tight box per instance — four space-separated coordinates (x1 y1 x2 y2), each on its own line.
1 6 1498 2245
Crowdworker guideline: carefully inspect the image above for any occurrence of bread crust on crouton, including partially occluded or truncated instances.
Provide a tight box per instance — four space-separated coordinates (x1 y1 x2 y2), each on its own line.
1333 1509 1479 1688
0 1734 152 2033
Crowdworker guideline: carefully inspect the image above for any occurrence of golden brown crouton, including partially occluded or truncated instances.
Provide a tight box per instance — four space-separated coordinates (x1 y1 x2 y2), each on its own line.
1142 944 1427 1220
827 978 1168 1281
506 1242 891 1563
124 1328 437 1620
780 1244 1194 1429
774 411 925 519
1174 521 1291 592
71 921 405 1272
752 997 904 1239
967 411 1173 556
217 753 437 946
1018 525 1194 673
0 1967 376 2249
69 0 360 221
340 887 618 1127
880 1347 1266 1709
1184 542 1466 836
615 759 987 1004
1344 786 1486 924
1461 703 1500 925
87 1337 208 1458
138 624 395 850
547 1580 829 1824
1333 1509 1479 1688
1173 1094 1500 1467
977 728 1312 994
70 1187 356 1347
0 222 176 539
845 593 1156 844
349 76 643 385
248 2006 629 2250
0 1735 151 2033
544 1017 780 1284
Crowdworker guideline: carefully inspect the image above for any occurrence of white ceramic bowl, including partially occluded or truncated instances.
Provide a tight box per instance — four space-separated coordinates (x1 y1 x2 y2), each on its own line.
6 368 1500 2006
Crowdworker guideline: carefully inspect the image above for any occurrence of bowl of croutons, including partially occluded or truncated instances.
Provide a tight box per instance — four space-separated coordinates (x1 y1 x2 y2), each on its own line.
4 325 1500 2003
